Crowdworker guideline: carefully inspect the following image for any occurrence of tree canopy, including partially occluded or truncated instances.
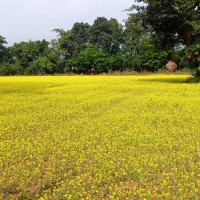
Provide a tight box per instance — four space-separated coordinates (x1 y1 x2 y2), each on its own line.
129 0 200 68
0 35 8 64
0 2 200 75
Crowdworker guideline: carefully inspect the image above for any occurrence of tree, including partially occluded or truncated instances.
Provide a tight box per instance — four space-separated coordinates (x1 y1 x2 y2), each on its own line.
122 16 168 72
129 0 200 70
134 37 167 72
71 22 90 56
68 43 114 74
108 18 124 54
122 16 145 69
0 35 8 64
7 40 63 75
9 40 50 68
48 40 67 73
35 56 55 74
89 17 123 54
53 22 90 58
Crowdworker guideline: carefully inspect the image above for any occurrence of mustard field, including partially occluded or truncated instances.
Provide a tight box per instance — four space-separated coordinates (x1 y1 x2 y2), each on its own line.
1 75 200 199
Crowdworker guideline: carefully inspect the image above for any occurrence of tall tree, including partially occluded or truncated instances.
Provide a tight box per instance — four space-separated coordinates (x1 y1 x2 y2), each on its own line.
89 17 123 54
71 22 90 55
53 22 90 58
68 43 114 74
9 40 49 68
7 40 62 74
122 15 168 71
129 0 200 69
108 18 124 54
52 29 74 59
0 35 8 63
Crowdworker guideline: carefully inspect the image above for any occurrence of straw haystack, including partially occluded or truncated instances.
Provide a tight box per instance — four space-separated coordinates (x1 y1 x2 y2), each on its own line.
166 60 177 72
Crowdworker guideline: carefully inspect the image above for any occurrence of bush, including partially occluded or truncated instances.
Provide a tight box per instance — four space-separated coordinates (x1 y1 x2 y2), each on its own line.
24 64 39 75
127 37 168 72
68 44 115 74
0 63 24 76
35 56 55 74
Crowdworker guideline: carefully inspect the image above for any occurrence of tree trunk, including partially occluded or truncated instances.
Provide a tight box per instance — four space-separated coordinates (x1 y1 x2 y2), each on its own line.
183 28 196 69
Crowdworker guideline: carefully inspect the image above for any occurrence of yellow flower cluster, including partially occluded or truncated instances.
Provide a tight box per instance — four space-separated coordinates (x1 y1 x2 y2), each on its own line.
0 75 200 199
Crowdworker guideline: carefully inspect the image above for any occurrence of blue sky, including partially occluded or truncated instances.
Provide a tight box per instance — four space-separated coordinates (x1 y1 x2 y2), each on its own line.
0 0 133 46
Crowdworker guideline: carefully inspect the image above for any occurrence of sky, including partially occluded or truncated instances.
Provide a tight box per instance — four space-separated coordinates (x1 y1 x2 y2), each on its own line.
0 0 133 46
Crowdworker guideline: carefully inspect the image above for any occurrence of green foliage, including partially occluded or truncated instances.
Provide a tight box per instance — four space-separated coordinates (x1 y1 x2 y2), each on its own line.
2 7 199 75
94 53 113 73
0 63 23 76
89 17 123 54
5 40 65 75
35 56 55 74
9 40 50 69
52 29 74 59
111 52 126 72
133 37 167 72
129 0 200 73
123 18 168 72
0 35 8 64
71 22 90 56
130 0 200 47
122 16 168 72
24 64 39 75
53 22 90 58
186 76 200 83
48 40 67 73
190 38 200 75
68 43 114 74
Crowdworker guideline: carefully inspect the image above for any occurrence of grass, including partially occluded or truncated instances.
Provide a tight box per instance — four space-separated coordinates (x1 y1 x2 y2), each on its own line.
0 75 200 199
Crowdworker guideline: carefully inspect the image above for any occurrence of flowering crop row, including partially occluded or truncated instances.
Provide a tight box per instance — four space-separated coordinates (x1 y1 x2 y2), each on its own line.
0 75 200 199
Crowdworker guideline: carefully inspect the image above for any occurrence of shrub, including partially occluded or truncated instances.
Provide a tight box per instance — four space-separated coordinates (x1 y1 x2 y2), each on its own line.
0 63 24 76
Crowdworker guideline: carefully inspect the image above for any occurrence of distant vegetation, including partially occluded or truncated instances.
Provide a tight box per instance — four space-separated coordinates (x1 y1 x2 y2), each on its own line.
0 0 200 76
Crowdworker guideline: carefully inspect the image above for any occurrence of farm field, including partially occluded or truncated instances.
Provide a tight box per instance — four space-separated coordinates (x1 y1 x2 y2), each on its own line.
1 75 200 199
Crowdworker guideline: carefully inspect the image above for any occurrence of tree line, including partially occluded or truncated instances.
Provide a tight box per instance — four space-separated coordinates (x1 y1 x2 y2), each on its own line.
0 0 200 76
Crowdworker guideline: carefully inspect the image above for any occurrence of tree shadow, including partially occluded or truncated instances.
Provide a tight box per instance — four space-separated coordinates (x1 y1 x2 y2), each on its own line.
138 76 189 84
